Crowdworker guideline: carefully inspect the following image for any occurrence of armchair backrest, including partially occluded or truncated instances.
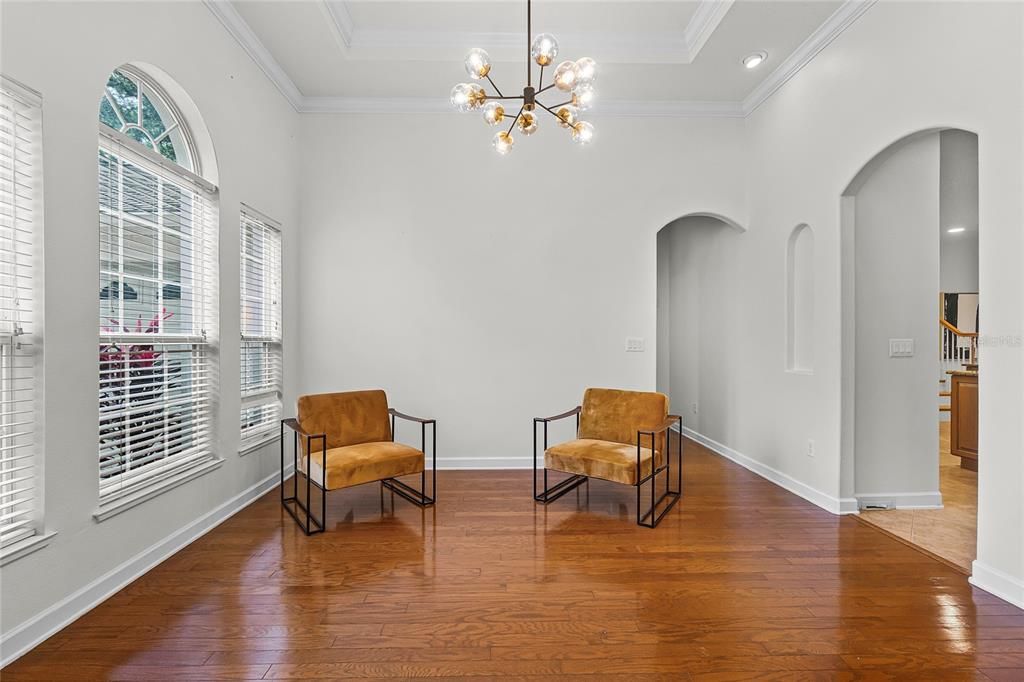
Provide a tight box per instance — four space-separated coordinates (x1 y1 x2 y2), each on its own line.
297 390 392 449
579 387 669 453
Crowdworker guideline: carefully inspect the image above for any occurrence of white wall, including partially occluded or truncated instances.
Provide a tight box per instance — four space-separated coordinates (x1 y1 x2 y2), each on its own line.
0 0 300 648
850 133 940 501
744 0 1023 603
296 114 747 466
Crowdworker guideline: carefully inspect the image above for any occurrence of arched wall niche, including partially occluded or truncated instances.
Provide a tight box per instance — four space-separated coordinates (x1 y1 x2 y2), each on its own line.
786 223 815 373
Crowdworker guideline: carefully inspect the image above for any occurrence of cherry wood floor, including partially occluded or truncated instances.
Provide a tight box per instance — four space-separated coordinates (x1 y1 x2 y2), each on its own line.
5 435 1024 680
860 421 978 572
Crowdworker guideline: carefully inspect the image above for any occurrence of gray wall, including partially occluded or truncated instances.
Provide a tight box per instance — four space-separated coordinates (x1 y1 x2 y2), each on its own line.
940 130 980 293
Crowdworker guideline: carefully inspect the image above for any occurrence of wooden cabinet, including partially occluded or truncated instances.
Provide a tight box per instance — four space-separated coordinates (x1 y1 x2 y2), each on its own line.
950 371 978 471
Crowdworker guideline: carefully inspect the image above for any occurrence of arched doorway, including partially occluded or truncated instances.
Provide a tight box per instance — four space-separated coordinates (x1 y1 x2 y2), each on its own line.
656 213 745 442
840 128 979 571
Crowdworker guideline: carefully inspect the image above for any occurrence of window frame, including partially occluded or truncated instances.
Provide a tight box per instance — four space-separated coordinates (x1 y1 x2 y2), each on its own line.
239 205 283 452
0 75 54 564
94 70 220 520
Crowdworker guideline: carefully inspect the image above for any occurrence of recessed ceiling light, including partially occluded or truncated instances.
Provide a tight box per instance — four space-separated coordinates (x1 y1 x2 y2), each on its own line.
947 227 966 233
743 52 767 69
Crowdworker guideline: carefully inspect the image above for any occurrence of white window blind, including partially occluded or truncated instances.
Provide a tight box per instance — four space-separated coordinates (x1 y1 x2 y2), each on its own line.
239 207 282 443
98 132 218 503
0 79 41 548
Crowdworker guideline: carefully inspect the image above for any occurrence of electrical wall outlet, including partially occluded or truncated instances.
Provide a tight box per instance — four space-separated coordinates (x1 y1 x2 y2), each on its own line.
807 439 815 458
625 337 645 352
691 402 698 415
889 338 915 357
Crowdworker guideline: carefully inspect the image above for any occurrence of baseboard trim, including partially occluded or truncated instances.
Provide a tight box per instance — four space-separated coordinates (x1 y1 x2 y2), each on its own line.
856 491 943 510
677 426 848 515
0 466 291 667
838 497 860 514
970 561 1024 609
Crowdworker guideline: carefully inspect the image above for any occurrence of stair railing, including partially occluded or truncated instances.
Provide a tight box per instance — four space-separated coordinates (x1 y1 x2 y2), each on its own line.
940 318 978 367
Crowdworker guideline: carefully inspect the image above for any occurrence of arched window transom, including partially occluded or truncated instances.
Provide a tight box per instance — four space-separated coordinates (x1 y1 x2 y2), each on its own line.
99 68 195 171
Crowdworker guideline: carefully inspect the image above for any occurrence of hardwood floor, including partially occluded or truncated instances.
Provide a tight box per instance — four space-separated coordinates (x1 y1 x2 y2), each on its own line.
859 421 978 572
4 434 1023 680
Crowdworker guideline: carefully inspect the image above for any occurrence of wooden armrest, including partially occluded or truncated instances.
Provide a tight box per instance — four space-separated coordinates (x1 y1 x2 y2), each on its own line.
535 406 582 423
389 408 435 424
638 415 682 436
282 418 326 441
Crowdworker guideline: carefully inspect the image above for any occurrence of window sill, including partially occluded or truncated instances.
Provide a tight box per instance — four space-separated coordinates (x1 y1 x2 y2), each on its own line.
0 531 57 567
239 431 281 456
93 458 223 523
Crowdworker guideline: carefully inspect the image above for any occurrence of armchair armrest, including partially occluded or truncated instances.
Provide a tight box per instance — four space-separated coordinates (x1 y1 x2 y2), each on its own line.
534 406 582 423
388 407 435 424
281 417 325 441
637 415 683 436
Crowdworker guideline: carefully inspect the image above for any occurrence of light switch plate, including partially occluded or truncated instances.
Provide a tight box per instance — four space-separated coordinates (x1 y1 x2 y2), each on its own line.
889 338 915 357
625 337 645 352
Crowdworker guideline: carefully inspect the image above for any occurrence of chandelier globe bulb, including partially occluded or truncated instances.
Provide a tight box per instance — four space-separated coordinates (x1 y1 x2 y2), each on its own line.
531 33 559 66
493 130 515 154
464 48 492 79
571 121 594 145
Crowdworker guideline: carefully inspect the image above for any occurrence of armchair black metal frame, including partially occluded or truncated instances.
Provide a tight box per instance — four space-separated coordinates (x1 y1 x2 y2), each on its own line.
280 418 327 536
532 406 587 503
636 415 683 528
532 407 683 528
280 409 437 536
384 408 437 508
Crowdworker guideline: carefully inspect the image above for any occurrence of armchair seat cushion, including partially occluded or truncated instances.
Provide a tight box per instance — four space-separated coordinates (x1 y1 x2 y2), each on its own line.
545 438 663 486
299 441 424 491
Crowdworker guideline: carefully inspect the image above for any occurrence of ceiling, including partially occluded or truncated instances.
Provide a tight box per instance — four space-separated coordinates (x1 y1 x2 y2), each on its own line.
208 0 869 115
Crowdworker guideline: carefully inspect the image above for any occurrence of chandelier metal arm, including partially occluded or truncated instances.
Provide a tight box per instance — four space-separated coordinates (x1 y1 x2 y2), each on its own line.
535 101 563 121
485 74 505 98
485 95 525 101
548 99 573 108
538 65 545 92
535 83 557 96
507 105 525 135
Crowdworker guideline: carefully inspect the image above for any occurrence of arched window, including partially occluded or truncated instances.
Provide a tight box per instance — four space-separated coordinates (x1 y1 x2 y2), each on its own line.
786 224 814 372
99 67 196 172
96 66 219 513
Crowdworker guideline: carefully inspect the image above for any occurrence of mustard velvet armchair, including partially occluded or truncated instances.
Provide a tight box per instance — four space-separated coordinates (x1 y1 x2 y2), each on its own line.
281 390 436 535
533 387 682 528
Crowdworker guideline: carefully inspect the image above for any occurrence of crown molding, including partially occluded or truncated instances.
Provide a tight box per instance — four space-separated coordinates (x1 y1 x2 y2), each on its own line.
595 100 745 118
684 0 735 59
297 96 745 118
323 0 354 49
205 0 875 119
322 0 734 65
742 0 877 115
202 0 304 110
299 97 450 115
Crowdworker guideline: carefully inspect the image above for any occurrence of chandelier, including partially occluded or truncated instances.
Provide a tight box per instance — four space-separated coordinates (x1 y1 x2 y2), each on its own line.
449 0 597 154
